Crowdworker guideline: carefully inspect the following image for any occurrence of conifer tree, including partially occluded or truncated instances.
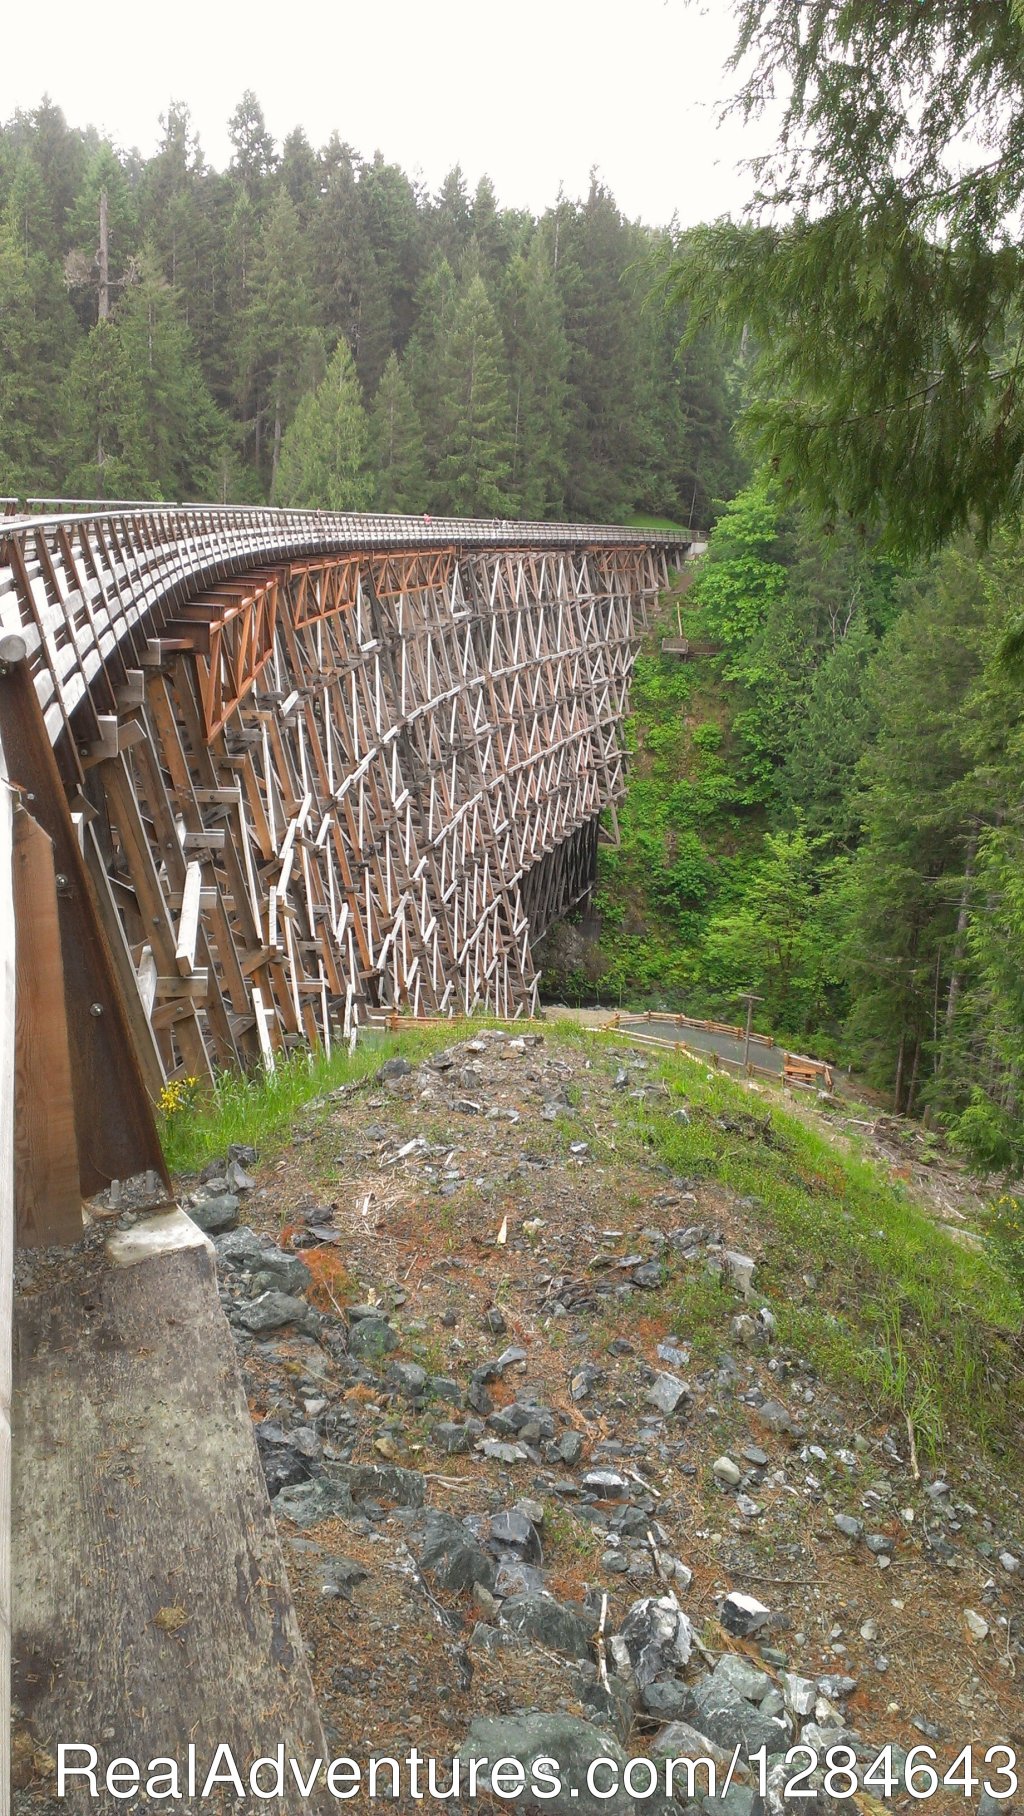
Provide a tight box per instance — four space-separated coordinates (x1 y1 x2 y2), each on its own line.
433 272 514 517
369 352 427 512
501 238 568 518
276 337 373 510
243 188 314 490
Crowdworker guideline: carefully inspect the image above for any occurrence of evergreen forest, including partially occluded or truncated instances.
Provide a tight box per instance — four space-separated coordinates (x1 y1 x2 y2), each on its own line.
5 73 1024 1178
0 94 741 523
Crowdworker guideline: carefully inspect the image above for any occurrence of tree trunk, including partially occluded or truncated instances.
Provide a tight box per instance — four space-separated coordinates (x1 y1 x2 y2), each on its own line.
940 837 976 1062
98 188 110 322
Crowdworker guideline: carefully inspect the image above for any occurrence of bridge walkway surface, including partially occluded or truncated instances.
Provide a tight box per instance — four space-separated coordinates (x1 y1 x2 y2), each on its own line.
0 503 690 1807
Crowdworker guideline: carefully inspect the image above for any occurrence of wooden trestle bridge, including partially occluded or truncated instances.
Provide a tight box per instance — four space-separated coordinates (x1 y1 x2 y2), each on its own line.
0 502 688 1242
0 502 688 1809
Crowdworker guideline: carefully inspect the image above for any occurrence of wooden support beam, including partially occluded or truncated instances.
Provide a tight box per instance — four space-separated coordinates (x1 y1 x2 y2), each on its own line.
174 861 202 975
0 665 170 1200
0 735 15 1802
12 807 83 1246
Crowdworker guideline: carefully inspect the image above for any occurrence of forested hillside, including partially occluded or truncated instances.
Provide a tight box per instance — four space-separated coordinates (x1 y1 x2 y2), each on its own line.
545 487 1024 1175
0 94 741 521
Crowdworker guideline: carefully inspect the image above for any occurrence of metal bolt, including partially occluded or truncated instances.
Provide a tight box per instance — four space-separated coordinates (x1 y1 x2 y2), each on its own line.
90 1003 104 1017
55 873 68 887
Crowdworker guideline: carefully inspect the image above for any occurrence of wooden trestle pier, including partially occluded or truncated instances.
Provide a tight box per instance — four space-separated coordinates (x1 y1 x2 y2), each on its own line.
0 502 688 1228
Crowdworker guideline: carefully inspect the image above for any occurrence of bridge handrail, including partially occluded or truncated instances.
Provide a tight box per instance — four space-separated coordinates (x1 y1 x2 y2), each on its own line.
0 500 692 550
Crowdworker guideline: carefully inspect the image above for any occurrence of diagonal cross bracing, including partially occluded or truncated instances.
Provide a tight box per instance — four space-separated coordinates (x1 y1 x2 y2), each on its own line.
0 505 687 1082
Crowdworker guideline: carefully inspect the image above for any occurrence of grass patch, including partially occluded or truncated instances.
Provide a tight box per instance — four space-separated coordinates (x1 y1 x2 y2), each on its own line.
158 1025 459 1174
614 1044 1024 1467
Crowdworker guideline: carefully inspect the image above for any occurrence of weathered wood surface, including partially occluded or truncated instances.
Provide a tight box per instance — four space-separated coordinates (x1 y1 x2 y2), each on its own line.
12 1221 330 1812
11 809 82 1247
0 665 169 1197
0 508 688 1082
0 738 15 1816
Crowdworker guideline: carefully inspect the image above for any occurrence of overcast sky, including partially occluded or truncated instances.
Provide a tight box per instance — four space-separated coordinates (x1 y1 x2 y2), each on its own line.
6 0 770 228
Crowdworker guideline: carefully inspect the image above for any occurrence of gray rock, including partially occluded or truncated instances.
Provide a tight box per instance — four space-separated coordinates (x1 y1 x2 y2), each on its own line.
646 1373 690 1416
501 1592 594 1660
713 1457 742 1487
703 1788 761 1816
834 1513 863 1540
583 1469 630 1499
864 1533 891 1555
570 1363 604 1401
756 1399 794 1433
711 1653 771 1703
457 1714 634 1814
189 1193 240 1234
618 1593 694 1688
724 1250 756 1298
215 1226 273 1268
603 1550 630 1574
781 1673 816 1718
348 1317 399 1359
433 1421 475 1454
248 1253 313 1296
429 1375 461 1403
272 1477 355 1527
691 1676 789 1757
478 1438 529 1464
494 1559 547 1598
640 1680 695 1721
488 1509 542 1561
341 1463 425 1508
816 1674 856 1700
546 1430 584 1467
719 1591 771 1638
378 1057 411 1079
235 1291 306 1332
633 1261 664 1289
386 1360 428 1396
419 1512 497 1595
577 1675 637 1747
649 1721 737 1784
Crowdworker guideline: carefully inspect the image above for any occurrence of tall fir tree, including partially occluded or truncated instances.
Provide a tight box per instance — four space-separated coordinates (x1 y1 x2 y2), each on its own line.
433 271 514 517
369 352 427 512
276 337 373 510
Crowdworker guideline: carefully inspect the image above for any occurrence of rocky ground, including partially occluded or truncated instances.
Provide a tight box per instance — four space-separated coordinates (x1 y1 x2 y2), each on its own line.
178 1026 1024 1813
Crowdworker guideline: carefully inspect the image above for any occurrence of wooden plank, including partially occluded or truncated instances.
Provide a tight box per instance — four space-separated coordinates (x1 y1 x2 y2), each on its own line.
11 807 83 1246
0 736 15 1814
0 666 170 1196
174 861 202 975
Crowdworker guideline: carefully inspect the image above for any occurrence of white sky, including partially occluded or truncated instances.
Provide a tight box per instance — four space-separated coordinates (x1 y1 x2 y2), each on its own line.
6 0 767 228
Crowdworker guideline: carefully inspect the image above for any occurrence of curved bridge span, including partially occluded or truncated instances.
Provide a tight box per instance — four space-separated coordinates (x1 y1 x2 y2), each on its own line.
0 504 687 1119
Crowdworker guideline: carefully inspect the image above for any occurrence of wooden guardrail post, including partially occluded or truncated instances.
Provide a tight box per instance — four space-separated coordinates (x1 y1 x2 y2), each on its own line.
0 657 169 1226
1 719 16 1815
